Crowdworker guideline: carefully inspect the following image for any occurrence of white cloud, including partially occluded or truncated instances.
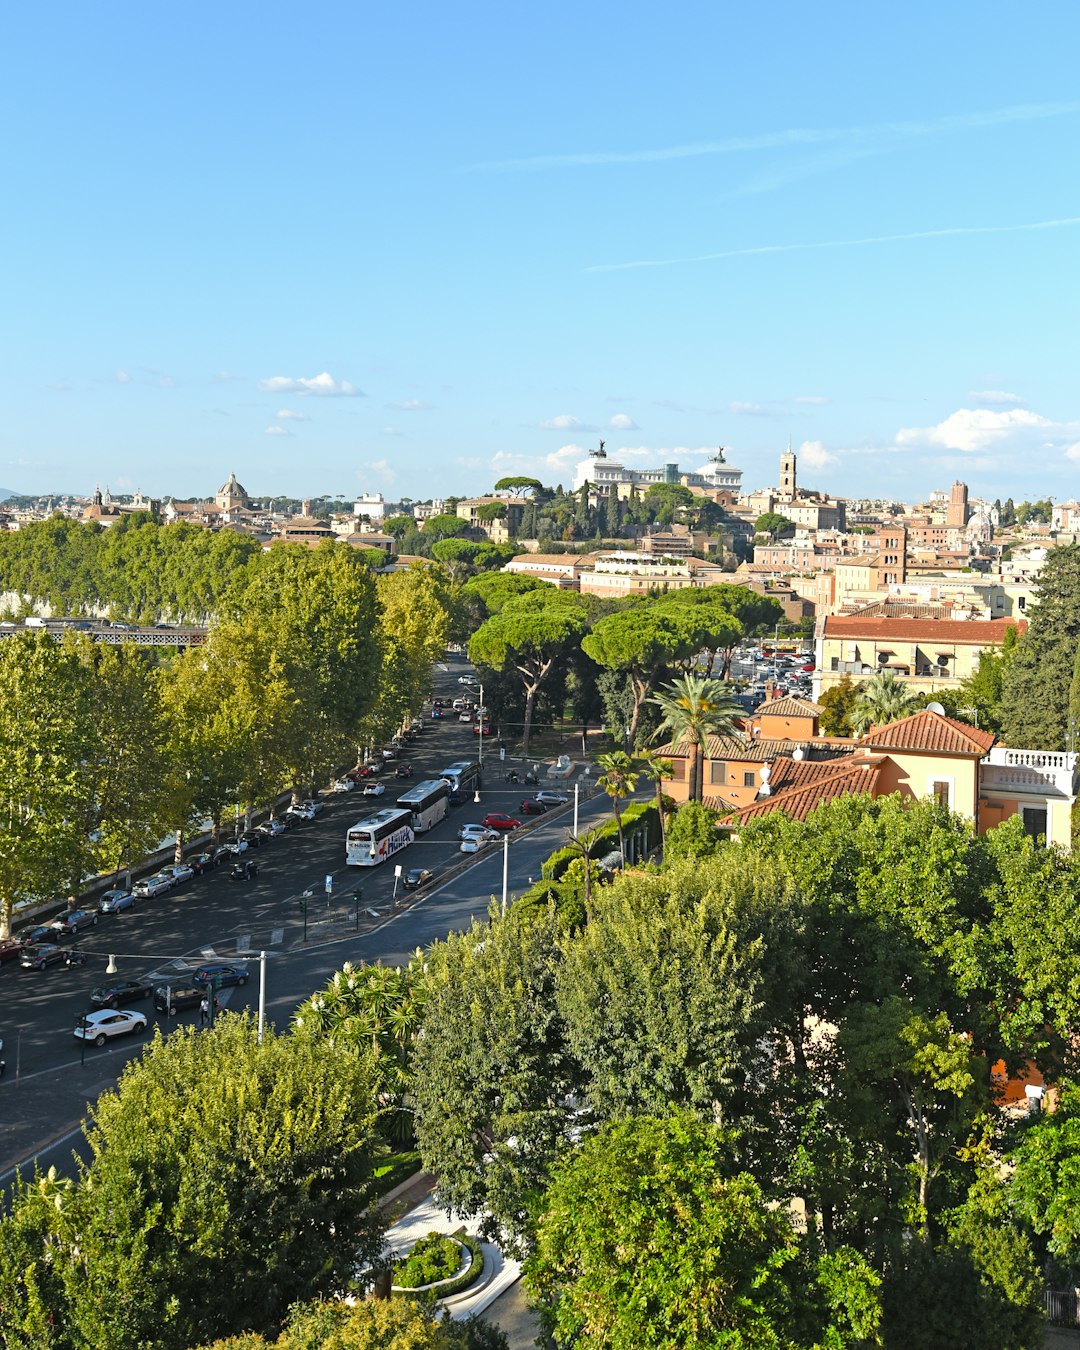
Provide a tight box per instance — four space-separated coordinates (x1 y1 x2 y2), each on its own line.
797 439 838 470
794 394 829 405
382 426 404 437
258 372 363 397
152 374 176 388
896 406 1054 453
544 442 588 467
388 398 433 411
730 401 768 416
539 413 597 431
968 389 1023 405
609 412 639 430
276 409 309 421
115 368 132 384
264 425 291 437
364 459 396 483
1063 442 1080 462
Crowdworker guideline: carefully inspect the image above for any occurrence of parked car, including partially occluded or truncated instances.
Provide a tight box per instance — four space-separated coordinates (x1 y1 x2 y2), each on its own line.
520 798 549 816
381 746 398 761
74 1009 147 1046
219 837 249 855
21 923 56 946
301 799 324 816
154 982 202 1014
361 782 385 797
0 938 25 964
21 943 72 970
189 852 218 875
98 889 136 914
167 864 194 885
458 823 498 843
89 979 153 1008
286 804 315 822
133 872 175 898
47 909 98 937
331 778 356 793
482 813 520 832
403 867 433 890
230 859 258 881
256 818 285 837
192 962 250 989
534 790 569 806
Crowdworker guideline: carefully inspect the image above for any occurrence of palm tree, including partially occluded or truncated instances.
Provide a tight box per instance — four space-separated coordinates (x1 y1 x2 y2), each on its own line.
648 672 741 803
596 750 639 865
850 671 921 735
563 825 605 917
636 749 674 850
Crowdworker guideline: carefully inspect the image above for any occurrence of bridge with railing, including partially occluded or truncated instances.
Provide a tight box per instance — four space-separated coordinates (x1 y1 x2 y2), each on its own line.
0 623 207 648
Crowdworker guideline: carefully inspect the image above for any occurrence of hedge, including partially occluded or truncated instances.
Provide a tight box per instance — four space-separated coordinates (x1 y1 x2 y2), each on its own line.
541 801 661 881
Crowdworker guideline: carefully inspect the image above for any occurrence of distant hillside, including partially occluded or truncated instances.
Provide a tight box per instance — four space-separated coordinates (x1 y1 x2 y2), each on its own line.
0 489 13 501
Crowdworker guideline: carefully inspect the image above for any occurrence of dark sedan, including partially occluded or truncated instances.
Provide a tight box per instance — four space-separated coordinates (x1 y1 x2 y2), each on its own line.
403 867 433 890
192 962 249 989
89 979 154 1009
519 798 549 816
153 983 203 1014
189 852 218 876
0 938 24 964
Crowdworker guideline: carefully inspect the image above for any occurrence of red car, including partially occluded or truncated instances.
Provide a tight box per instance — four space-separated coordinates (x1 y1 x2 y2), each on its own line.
472 723 492 736
801 662 815 672
520 799 548 816
482 812 520 832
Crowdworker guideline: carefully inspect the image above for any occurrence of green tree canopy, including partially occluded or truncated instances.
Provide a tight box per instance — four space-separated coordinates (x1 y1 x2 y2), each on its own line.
998 546 1080 748
754 511 794 539
0 1017 384 1350
526 1113 882 1350
469 593 590 753
648 672 741 801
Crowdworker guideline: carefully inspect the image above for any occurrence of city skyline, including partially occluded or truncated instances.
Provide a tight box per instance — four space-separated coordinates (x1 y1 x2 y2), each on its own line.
3 3 1078 502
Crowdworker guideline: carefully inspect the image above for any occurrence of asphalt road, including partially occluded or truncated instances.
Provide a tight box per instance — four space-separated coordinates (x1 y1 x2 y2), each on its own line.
0 655 614 1181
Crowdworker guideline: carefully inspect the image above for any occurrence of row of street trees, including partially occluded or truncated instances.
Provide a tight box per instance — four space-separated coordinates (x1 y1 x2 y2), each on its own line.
0 546 454 938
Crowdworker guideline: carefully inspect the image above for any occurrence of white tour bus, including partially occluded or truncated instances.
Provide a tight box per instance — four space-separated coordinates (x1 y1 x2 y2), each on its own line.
396 778 451 833
345 808 415 867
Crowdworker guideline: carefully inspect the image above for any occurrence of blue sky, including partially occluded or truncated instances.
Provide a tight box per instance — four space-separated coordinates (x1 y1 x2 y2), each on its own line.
2 2 1078 505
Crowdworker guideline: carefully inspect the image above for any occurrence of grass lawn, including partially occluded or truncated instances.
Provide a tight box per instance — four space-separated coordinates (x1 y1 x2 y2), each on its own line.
372 1149 422 1199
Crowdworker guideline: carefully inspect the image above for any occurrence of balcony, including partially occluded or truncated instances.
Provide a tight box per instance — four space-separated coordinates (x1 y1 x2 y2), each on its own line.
980 748 1078 798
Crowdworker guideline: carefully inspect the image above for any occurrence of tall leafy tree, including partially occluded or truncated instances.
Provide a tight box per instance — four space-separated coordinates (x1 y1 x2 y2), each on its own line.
0 633 98 937
411 910 573 1252
469 593 590 754
582 607 705 749
818 675 862 735
526 1113 882 1350
648 672 740 801
0 1017 384 1350
999 544 1080 748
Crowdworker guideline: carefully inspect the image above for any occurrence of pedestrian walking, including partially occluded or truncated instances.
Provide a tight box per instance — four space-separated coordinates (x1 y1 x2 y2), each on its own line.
199 996 209 1028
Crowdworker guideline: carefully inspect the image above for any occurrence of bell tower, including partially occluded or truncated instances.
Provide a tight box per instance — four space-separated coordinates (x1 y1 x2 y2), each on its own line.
779 447 797 499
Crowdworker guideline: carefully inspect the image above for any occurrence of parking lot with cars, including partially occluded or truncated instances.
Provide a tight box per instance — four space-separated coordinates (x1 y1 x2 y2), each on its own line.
0 654 621 1177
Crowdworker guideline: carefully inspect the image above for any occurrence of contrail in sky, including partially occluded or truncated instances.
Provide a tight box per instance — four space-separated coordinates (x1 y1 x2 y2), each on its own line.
470 100 1080 172
585 216 1080 273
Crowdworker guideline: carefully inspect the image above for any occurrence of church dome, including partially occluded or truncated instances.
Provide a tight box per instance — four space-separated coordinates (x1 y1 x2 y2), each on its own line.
217 472 248 499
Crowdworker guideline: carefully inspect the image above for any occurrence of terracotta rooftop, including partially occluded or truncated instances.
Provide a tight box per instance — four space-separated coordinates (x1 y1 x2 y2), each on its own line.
660 730 849 765
750 695 823 718
822 615 1024 642
733 758 884 825
863 708 996 755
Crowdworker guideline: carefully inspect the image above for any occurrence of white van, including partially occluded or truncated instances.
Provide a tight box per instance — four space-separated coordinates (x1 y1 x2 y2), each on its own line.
24 617 46 628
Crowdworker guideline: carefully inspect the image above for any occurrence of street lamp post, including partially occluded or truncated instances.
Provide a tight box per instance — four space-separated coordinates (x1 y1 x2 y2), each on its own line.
574 781 580 836
501 833 509 916
477 682 484 769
